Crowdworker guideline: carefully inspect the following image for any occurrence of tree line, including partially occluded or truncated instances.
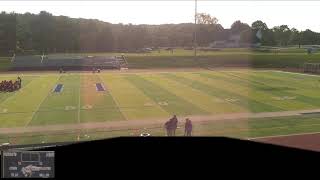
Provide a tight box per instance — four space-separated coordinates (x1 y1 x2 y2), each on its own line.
1 11 320 55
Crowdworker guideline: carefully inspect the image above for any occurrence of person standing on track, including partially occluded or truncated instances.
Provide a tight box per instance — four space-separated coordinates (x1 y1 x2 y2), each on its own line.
164 115 179 136
17 76 22 89
164 119 172 136
184 118 192 136
171 115 178 136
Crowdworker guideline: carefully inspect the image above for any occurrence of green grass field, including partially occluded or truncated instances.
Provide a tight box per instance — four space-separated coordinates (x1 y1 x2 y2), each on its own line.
1 69 320 145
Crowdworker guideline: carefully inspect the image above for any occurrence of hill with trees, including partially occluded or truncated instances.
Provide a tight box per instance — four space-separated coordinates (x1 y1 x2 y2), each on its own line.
1 11 320 55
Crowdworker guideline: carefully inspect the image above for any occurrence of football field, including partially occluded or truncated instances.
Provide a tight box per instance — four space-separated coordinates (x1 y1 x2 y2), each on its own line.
1 69 320 144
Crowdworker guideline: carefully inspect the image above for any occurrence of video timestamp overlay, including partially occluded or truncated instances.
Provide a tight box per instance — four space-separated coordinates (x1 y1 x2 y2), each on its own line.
1 151 55 178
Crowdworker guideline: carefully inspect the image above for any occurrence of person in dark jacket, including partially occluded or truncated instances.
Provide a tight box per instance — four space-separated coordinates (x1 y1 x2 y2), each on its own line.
184 118 192 136
17 76 22 89
164 119 173 136
171 115 178 136
164 115 179 136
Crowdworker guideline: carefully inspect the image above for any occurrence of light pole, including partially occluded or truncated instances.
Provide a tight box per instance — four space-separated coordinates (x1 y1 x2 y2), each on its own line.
194 0 197 59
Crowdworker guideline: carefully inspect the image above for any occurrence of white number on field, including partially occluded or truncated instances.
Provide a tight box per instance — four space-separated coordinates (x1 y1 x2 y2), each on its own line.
225 98 239 102
82 105 93 109
158 102 168 106
272 96 296 100
65 106 76 110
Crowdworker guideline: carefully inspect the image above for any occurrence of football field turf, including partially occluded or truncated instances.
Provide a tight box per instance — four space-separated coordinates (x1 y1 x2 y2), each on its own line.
1 69 320 144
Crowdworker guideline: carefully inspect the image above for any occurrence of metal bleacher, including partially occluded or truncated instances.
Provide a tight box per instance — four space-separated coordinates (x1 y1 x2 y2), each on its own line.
11 54 124 70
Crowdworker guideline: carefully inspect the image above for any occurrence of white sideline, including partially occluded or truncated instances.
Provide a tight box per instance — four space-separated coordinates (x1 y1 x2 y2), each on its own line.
248 131 320 140
270 70 320 77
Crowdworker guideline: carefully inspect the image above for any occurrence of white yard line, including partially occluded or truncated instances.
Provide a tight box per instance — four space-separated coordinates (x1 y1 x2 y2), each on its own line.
97 74 128 121
248 131 320 140
25 75 61 127
77 76 81 124
77 76 82 141
161 75 245 113
271 70 320 77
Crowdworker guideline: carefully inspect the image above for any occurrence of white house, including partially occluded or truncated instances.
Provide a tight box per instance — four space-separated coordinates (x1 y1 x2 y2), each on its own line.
209 33 241 48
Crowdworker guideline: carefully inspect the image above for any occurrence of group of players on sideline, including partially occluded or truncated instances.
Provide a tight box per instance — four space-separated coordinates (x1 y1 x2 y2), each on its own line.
165 115 193 136
0 77 22 92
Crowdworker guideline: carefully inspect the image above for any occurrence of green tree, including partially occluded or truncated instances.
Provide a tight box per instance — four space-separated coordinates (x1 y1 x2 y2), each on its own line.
272 25 292 46
0 12 16 55
288 28 301 47
196 13 218 25
230 20 251 35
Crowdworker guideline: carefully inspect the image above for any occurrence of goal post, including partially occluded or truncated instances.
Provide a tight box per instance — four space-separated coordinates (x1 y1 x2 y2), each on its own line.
303 63 320 74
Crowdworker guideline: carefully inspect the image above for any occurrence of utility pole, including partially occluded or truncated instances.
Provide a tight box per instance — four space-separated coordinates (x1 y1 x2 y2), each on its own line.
194 0 197 59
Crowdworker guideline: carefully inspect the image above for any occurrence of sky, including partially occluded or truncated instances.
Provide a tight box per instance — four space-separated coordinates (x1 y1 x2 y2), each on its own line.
1 1 320 32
